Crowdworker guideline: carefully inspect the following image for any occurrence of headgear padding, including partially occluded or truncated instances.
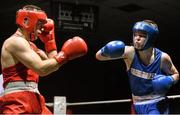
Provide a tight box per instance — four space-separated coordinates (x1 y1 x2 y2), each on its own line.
16 8 47 33
133 21 159 50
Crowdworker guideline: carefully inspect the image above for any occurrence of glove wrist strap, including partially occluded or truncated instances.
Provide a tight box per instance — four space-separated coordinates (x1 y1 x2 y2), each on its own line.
54 51 68 63
45 39 57 53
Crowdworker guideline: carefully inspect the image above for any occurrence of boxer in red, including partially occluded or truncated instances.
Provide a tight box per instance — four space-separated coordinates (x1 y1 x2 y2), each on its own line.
0 5 88 114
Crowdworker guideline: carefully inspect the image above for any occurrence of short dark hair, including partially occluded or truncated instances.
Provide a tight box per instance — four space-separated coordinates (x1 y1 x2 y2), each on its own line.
22 5 42 11
143 20 158 30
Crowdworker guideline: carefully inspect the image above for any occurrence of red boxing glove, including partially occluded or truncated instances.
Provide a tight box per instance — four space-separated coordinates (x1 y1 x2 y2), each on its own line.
39 18 57 53
54 36 88 63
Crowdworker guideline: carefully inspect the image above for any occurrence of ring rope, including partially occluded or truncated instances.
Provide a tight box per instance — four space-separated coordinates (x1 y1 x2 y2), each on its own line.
46 94 180 107
167 95 180 99
46 103 54 107
67 99 131 106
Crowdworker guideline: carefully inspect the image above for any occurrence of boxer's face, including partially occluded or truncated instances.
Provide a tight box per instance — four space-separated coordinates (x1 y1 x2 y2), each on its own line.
133 31 147 50
27 20 46 41
32 20 47 40
35 20 47 34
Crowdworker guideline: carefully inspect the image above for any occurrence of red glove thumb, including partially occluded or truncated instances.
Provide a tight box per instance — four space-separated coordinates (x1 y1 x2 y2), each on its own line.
42 19 54 32
61 36 88 60
54 36 88 63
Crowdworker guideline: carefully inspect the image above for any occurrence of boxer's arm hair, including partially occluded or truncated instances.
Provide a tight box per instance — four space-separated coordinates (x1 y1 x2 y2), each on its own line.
7 37 61 77
161 52 179 83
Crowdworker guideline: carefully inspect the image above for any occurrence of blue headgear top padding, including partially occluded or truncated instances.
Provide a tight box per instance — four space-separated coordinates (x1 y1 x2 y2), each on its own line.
132 21 159 50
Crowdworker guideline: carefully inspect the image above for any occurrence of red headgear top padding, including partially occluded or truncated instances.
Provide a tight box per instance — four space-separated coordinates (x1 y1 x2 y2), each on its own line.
16 8 47 33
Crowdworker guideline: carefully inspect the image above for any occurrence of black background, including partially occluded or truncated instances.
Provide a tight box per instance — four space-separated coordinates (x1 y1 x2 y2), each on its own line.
0 0 180 114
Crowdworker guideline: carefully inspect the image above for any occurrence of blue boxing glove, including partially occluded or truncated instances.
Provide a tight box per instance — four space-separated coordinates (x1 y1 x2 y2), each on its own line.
100 41 125 58
152 74 174 94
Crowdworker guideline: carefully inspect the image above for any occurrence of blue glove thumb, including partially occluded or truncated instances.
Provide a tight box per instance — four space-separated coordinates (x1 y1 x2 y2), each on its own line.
152 74 174 94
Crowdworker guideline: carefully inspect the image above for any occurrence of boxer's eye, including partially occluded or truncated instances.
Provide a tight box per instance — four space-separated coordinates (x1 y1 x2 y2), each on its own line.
37 21 44 29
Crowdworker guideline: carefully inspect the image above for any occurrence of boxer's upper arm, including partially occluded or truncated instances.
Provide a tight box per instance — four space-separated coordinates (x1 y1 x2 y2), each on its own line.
8 37 43 71
8 38 59 76
161 52 179 82
123 46 135 70
161 53 178 74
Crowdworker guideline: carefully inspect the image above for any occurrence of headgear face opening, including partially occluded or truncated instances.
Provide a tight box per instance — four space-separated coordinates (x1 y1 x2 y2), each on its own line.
132 21 159 50
16 8 47 34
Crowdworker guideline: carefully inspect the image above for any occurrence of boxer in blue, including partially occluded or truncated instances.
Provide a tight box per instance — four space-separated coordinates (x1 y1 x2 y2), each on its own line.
96 20 179 114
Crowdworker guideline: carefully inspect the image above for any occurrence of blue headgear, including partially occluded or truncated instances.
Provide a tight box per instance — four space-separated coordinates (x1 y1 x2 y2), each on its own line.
132 21 159 50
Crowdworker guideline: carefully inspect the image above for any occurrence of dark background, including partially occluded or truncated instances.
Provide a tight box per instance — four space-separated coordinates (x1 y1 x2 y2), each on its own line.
0 0 180 114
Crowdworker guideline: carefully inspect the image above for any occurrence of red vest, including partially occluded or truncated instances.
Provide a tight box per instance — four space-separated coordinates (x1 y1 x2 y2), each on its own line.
2 63 39 87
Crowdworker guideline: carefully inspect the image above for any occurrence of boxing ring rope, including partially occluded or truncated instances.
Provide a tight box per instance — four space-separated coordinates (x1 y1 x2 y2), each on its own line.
46 94 180 114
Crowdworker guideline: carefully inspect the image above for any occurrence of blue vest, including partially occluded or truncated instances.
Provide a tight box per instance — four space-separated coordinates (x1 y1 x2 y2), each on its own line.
127 48 163 96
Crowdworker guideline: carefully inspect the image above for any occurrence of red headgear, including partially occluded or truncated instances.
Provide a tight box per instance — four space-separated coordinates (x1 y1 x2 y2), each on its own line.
16 9 47 33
